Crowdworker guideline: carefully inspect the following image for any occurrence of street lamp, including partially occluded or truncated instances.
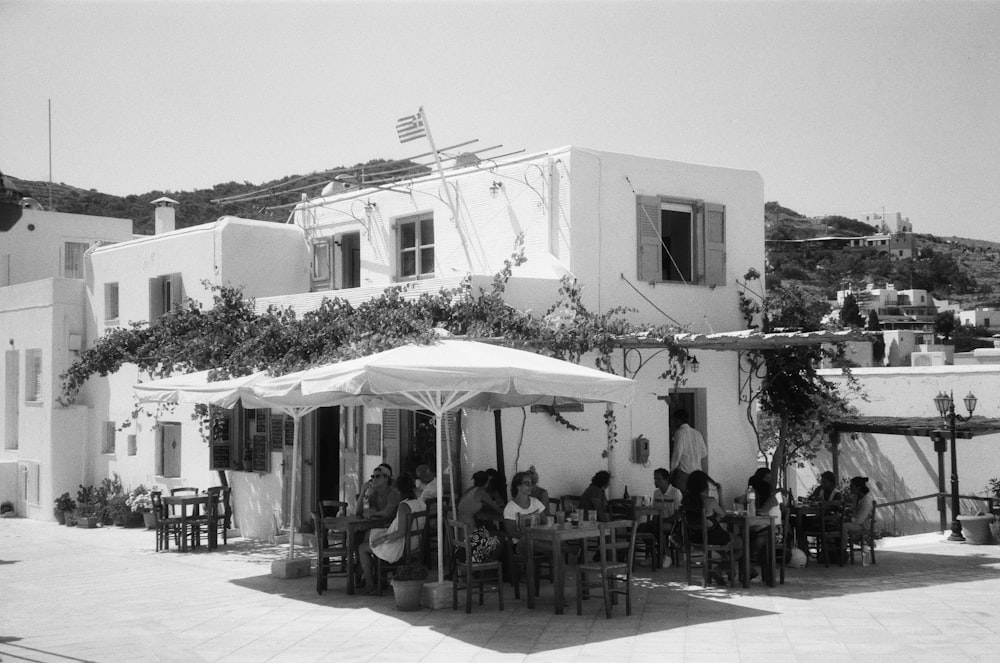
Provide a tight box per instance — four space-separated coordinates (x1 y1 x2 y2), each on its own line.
933 390 978 541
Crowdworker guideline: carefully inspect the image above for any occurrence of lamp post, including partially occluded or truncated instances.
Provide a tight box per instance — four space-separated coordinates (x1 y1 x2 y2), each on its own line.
933 390 978 541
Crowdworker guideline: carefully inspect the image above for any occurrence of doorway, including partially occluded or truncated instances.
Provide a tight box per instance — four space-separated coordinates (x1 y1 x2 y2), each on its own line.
159 423 182 478
314 407 341 508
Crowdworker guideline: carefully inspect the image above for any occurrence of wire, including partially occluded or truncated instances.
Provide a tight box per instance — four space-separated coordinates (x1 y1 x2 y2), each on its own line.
619 272 683 326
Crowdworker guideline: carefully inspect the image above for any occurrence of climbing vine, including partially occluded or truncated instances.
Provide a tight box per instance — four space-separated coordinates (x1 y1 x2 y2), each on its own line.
60 237 697 457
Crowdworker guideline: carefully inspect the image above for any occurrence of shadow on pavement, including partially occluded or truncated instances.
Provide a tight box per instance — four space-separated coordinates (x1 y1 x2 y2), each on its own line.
0 636 98 663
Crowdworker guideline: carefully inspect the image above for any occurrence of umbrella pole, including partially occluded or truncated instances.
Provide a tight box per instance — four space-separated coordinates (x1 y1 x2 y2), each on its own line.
288 414 300 560
435 418 445 584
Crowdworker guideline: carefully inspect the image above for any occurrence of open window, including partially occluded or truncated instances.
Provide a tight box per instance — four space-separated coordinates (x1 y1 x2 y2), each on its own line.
636 195 725 286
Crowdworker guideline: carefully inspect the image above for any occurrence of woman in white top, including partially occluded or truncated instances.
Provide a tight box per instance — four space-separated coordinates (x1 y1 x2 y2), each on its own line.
359 474 425 594
503 471 548 556
845 476 874 533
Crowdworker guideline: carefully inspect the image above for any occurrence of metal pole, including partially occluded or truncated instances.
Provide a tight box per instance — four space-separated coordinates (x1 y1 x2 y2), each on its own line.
935 433 947 533
948 400 965 541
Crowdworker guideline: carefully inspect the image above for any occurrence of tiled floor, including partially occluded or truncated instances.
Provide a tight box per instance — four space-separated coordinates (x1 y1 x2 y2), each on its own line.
2 520 999 662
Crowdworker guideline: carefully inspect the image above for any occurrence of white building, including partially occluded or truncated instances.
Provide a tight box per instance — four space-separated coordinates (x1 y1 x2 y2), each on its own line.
958 308 1000 331
5 146 768 540
0 206 134 518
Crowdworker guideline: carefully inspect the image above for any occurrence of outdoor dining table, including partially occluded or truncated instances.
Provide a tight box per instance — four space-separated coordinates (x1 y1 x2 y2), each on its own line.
318 514 391 595
523 520 603 615
722 511 776 588
162 494 217 552
633 503 675 569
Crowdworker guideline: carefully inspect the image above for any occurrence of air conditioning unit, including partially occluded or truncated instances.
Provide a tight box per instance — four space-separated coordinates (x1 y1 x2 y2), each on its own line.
911 351 946 367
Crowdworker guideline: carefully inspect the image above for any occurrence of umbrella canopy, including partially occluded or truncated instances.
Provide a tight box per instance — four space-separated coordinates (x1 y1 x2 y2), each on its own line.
250 338 637 583
250 338 636 411
133 369 273 409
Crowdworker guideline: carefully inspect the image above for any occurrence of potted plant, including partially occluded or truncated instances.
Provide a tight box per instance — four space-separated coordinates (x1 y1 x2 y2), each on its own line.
127 484 158 529
389 564 428 611
53 492 76 525
75 484 101 528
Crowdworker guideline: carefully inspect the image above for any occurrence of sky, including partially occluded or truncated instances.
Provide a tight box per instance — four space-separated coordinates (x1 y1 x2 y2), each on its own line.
2 0 999 241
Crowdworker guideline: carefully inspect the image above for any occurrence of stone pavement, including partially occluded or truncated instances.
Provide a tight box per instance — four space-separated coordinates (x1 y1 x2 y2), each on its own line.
2 518 1000 663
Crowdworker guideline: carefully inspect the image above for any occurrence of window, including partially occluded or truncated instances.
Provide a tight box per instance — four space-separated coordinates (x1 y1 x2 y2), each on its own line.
311 239 333 290
341 232 361 288
636 196 725 286
24 349 41 402
397 213 434 279
102 421 116 454
63 242 90 279
127 434 137 456
105 283 119 321
149 274 182 320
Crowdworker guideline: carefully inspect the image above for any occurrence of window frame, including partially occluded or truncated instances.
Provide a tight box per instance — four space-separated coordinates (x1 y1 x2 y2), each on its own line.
636 195 725 287
24 349 42 403
102 421 116 454
63 241 90 279
104 282 120 322
396 212 435 281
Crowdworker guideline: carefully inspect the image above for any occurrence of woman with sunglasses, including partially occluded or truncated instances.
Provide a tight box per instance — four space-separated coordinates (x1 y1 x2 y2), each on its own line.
503 471 549 555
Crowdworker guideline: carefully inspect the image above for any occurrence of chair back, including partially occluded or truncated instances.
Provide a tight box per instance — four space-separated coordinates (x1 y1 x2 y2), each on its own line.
401 508 427 563
317 500 346 519
150 491 166 519
596 519 636 570
170 486 199 496
447 519 472 563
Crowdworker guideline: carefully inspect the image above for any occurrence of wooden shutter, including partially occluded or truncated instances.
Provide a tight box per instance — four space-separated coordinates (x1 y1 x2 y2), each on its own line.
704 203 726 287
169 274 183 310
381 409 399 458
636 195 661 281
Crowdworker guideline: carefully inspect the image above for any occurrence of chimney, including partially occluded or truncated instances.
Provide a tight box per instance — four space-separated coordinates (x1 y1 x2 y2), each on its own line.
151 196 179 234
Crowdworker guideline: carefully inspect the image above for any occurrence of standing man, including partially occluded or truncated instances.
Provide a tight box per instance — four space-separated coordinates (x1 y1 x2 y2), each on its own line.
670 409 719 493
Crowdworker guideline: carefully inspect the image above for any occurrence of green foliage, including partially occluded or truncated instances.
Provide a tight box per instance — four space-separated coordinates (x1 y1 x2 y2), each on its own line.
737 269 858 478
839 293 865 328
934 311 957 342
58 239 696 458
392 564 429 581
54 492 76 512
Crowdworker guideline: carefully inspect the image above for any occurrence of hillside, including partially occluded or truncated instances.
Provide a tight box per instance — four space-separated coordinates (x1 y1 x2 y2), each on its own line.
6 157 425 235
764 202 1000 308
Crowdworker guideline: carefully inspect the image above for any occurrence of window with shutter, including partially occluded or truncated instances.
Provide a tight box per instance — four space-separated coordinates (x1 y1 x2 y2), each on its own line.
4 350 18 449
381 409 398 458
635 195 726 286
24 349 41 402
63 242 89 279
105 282 120 321
103 421 116 454
397 213 435 280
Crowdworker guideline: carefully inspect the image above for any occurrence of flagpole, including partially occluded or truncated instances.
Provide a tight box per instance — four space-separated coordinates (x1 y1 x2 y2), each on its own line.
417 107 457 224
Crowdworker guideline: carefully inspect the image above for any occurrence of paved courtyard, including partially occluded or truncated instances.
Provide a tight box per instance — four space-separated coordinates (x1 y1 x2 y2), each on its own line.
2 518 999 663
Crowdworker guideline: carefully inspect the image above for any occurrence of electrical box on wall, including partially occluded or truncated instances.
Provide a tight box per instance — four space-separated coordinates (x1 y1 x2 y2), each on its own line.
632 435 649 464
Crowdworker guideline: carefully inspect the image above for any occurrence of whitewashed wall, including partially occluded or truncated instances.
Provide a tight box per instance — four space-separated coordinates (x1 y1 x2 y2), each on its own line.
812 365 1000 534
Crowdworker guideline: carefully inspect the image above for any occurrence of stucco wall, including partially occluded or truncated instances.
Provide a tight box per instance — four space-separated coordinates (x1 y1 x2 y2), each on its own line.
0 208 133 287
808 365 1000 534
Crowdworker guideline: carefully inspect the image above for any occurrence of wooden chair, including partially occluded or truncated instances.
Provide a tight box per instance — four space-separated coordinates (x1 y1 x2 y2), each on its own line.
447 520 504 613
681 508 736 588
150 491 181 552
803 501 845 567
422 496 451 569
169 486 199 496
205 486 233 545
576 519 636 618
506 513 554 599
772 501 791 584
375 509 427 595
315 500 349 595
847 500 877 565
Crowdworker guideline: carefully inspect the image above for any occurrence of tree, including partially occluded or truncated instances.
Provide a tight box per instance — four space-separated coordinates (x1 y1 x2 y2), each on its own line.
839 293 865 328
934 311 956 342
737 270 859 483
865 309 881 331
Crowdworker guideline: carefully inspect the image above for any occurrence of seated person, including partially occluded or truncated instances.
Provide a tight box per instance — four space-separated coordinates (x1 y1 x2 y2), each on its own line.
355 463 401 521
415 464 438 503
503 471 549 556
809 471 843 503
456 471 501 562
681 470 744 585
578 470 611 522
745 467 781 584
844 476 874 533
527 465 551 510
638 467 682 562
358 475 425 593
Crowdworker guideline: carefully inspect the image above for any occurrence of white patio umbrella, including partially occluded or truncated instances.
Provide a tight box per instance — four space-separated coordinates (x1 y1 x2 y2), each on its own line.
250 337 637 584
134 369 321 560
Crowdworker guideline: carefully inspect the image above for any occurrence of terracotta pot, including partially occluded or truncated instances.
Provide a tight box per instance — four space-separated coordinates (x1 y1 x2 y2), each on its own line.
142 511 159 529
390 579 425 611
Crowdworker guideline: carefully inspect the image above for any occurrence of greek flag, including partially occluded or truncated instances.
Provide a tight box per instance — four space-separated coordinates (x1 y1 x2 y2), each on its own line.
396 111 427 144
